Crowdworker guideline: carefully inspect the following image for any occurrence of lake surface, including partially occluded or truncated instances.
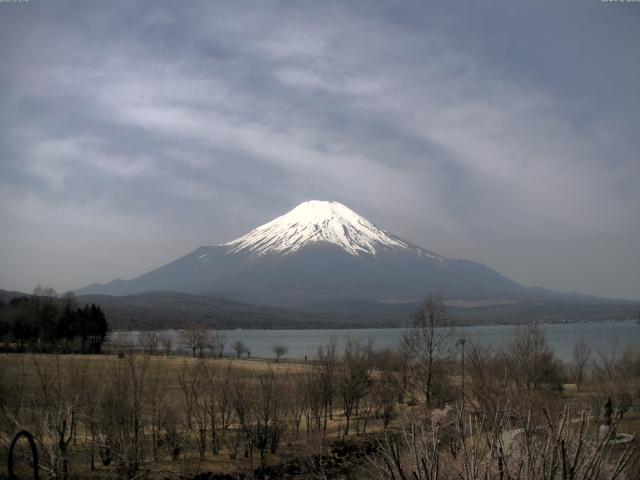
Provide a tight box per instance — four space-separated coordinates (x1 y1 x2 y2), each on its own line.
115 320 640 362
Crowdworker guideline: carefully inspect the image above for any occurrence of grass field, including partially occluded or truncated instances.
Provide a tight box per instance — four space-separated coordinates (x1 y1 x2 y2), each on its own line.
1 344 639 479
0 352 387 479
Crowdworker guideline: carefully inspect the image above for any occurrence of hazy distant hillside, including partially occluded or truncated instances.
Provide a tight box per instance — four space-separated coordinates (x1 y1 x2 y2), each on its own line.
0 289 28 304
75 291 376 330
2 288 638 330
61 293 640 330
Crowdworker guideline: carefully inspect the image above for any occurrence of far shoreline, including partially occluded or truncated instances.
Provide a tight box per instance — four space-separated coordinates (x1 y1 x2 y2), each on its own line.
110 316 640 333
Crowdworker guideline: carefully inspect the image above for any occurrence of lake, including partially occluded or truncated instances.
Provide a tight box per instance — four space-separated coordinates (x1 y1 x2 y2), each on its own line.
115 320 640 362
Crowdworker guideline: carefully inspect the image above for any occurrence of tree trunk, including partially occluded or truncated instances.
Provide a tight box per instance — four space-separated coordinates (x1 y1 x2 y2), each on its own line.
90 430 95 471
426 358 433 406
199 428 206 460
211 414 219 454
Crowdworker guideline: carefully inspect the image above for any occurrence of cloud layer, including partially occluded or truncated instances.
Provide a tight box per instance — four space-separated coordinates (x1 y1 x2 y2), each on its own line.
1 0 639 299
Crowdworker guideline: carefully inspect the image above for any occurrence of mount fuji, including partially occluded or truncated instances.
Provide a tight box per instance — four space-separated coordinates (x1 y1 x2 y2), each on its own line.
77 200 535 308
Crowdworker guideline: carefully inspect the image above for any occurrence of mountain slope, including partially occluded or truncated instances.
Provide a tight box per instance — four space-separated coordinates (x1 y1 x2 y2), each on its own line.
76 200 538 306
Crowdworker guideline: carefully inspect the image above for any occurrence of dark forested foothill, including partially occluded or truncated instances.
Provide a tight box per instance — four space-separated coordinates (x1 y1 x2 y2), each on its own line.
0 286 108 353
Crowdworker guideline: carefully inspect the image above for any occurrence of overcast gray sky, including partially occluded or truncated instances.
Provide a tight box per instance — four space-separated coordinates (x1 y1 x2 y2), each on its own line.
1 0 639 300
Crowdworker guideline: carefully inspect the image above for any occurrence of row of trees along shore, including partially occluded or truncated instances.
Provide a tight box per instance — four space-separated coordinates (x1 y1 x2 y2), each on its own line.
0 294 639 479
131 324 290 362
0 286 108 353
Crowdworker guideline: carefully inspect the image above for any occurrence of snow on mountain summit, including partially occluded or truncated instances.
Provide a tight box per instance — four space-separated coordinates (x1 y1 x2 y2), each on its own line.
224 200 411 256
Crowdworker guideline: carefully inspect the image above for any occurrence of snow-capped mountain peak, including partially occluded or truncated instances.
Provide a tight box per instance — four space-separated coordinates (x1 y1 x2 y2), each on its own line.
224 200 410 256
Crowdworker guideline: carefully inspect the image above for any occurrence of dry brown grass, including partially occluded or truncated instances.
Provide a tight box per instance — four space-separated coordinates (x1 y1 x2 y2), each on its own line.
0 352 372 479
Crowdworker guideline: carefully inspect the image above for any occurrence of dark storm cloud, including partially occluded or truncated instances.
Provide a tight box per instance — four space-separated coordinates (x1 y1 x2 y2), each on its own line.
1 0 639 299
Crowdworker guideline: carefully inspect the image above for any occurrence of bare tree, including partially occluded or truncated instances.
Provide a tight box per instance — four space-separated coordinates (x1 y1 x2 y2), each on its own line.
192 362 209 462
203 362 222 455
97 349 151 479
297 365 325 435
179 324 210 358
0 354 26 435
139 332 159 355
503 323 562 392
338 338 373 435
369 403 640 480
147 362 171 463
33 284 58 298
210 332 227 358
372 348 402 429
177 360 203 433
572 339 592 392
591 345 640 422
217 363 236 435
31 355 77 480
466 342 507 417
289 373 307 438
160 335 173 357
233 368 289 473
232 340 249 359
396 337 413 404
270 344 288 363
317 337 338 427
405 294 453 406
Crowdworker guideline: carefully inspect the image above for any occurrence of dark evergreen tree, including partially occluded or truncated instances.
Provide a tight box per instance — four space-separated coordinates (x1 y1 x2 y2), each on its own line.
0 293 108 353
88 304 108 353
57 305 76 349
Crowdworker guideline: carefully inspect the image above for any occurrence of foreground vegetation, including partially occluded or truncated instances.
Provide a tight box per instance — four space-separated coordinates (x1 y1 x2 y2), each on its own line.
0 295 639 479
